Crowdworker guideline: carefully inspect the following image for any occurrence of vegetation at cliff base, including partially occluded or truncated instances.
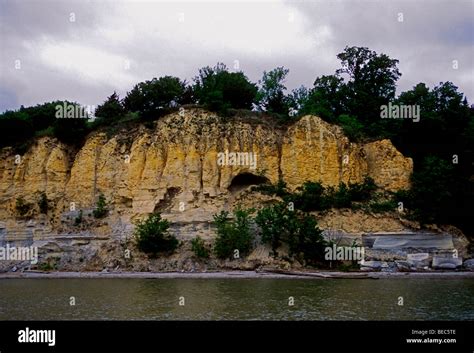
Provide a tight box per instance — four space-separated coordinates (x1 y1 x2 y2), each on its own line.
211 204 326 266
191 236 210 259
135 213 178 256
255 202 326 265
213 208 254 259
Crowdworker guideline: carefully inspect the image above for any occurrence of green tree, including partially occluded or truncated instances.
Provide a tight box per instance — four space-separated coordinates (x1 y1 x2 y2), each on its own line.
286 85 309 118
255 202 326 265
336 46 401 136
0 110 34 148
135 213 178 256
289 214 325 266
410 156 457 224
193 63 257 113
255 202 297 254
256 67 290 115
301 75 348 123
20 101 61 132
94 92 126 122
213 208 254 259
52 102 89 144
123 76 188 119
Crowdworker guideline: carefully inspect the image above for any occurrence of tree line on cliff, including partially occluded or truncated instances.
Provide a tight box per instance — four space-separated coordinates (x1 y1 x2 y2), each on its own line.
1 46 473 236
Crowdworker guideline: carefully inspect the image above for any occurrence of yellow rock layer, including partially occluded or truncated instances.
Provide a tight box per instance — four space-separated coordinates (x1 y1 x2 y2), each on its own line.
0 108 412 216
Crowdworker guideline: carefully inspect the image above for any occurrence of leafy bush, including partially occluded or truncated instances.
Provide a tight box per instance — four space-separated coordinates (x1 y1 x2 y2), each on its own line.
92 193 107 218
288 214 326 266
213 208 254 259
293 181 327 211
251 179 289 198
348 177 377 201
191 236 210 259
255 202 297 254
135 213 178 256
38 262 56 272
293 178 377 211
330 183 352 208
337 114 364 142
255 202 326 265
369 199 398 213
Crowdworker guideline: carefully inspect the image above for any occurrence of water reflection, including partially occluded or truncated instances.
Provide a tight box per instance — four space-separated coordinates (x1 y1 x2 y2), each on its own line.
0 278 472 320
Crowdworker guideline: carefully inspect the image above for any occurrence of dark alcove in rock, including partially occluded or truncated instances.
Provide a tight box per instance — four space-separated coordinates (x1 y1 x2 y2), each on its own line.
228 173 269 193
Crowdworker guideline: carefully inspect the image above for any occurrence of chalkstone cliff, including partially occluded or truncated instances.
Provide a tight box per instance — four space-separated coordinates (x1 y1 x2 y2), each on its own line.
0 108 412 218
0 108 434 272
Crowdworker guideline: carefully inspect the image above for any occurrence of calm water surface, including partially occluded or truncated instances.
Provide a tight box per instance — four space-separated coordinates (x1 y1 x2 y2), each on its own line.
0 278 472 320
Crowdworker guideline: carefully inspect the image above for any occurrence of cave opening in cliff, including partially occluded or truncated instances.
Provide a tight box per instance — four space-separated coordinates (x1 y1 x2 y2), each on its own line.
228 173 269 192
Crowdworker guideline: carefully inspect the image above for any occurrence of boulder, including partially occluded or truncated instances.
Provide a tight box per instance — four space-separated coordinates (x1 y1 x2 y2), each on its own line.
359 260 384 271
395 260 411 271
463 259 474 270
407 252 430 268
432 256 462 269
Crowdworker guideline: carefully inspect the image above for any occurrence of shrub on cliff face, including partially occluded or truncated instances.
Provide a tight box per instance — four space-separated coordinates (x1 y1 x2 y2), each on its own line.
135 213 178 256
213 208 254 259
256 177 377 212
93 193 108 218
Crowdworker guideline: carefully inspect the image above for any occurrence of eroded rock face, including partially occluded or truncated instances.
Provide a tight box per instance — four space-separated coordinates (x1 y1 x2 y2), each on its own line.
0 108 412 221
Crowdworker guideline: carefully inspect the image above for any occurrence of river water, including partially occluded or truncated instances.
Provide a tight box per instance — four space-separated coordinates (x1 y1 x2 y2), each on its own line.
0 278 472 320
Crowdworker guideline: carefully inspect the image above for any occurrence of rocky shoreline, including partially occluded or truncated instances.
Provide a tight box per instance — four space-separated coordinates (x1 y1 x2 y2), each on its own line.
1 269 473 280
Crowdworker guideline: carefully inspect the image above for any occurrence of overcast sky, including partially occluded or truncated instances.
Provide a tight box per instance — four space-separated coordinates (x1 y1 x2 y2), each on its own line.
0 0 473 112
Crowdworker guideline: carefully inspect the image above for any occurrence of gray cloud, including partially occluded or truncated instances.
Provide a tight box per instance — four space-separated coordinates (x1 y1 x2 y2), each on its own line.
0 0 472 112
